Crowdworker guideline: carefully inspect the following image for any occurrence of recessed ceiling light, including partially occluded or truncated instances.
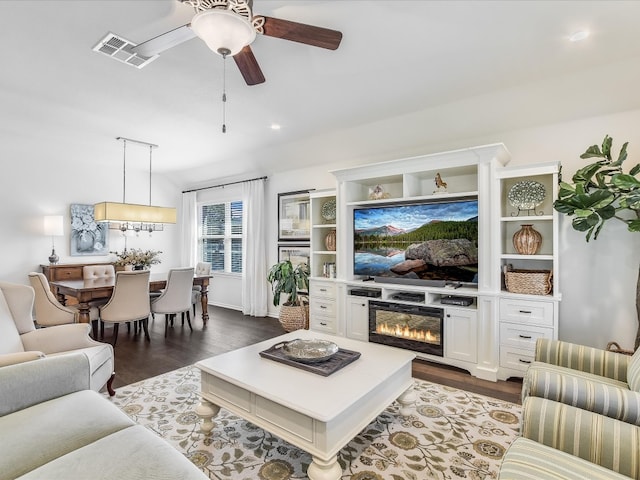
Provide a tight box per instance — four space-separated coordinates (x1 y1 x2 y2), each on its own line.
568 30 590 42
271 124 281 130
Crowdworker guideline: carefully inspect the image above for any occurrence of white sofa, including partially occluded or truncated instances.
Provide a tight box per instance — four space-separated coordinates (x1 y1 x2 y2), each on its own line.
0 281 115 394
0 353 207 480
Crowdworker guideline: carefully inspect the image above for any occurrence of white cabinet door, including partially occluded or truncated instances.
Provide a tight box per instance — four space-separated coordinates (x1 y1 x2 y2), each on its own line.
346 296 369 342
444 308 477 363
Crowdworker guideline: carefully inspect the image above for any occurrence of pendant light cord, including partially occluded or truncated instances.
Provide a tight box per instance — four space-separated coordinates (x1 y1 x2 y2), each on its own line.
149 144 153 205
122 139 127 204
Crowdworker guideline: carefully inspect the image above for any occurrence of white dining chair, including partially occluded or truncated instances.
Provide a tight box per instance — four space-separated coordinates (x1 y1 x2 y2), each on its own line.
99 270 151 346
151 267 195 337
82 264 116 310
191 262 211 315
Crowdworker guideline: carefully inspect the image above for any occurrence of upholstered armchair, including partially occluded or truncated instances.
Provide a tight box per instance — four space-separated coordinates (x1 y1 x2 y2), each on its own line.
0 281 115 396
500 396 640 479
191 261 211 315
522 338 640 426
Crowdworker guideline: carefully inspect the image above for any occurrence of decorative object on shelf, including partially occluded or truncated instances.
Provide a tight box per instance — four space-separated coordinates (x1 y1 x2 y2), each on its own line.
94 137 177 235
43 215 64 264
508 180 546 216
278 189 313 241
512 224 542 255
368 184 390 200
267 259 310 332
504 268 553 295
324 229 337 251
112 248 162 270
554 135 640 349
70 204 109 256
433 172 448 194
320 198 336 222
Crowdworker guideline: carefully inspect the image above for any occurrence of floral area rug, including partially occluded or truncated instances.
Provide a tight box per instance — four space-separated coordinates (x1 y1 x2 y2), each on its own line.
107 366 520 480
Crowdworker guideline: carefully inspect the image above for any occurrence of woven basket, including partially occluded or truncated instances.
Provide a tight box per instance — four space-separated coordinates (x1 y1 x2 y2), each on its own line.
278 304 309 332
504 269 552 295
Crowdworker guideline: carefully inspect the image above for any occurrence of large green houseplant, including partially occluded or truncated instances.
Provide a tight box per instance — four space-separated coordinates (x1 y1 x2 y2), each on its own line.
553 135 640 349
267 260 310 332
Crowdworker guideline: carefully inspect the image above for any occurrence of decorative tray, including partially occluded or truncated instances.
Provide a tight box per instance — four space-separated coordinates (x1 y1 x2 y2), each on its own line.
259 340 361 376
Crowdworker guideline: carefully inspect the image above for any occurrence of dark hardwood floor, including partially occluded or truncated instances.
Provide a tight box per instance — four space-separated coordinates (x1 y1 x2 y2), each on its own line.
108 305 522 404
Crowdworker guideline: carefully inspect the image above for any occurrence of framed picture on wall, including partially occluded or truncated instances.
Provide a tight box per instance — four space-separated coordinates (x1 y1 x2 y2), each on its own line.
278 244 310 269
69 204 109 256
278 189 313 241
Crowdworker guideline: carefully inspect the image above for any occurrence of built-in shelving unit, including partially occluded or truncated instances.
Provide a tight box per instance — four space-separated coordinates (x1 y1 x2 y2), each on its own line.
305 145 560 382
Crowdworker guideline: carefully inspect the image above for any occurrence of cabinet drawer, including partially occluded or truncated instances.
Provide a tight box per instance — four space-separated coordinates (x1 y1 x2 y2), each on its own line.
51 267 84 280
309 314 336 333
500 323 553 351
500 347 535 372
499 298 554 327
309 297 336 317
310 281 336 298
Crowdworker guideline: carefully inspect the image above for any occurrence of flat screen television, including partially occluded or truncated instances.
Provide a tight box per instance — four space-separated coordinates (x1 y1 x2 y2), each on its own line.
353 198 479 286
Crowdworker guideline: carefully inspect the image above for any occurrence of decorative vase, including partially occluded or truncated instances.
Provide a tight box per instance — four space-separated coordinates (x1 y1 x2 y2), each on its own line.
512 224 542 255
324 230 337 251
124 265 134 271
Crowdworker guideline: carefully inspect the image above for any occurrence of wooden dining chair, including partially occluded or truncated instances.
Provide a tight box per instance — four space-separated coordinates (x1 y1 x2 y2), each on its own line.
151 267 195 337
99 270 151 346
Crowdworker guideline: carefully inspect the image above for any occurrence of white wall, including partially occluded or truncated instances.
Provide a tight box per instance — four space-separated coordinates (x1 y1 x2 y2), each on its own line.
2 109 639 351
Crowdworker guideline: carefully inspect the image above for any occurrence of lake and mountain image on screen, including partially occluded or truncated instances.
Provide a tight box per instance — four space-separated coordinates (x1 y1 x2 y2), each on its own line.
353 199 479 283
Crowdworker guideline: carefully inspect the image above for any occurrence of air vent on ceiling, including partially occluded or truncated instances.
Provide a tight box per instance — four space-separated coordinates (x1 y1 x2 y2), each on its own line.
92 32 158 69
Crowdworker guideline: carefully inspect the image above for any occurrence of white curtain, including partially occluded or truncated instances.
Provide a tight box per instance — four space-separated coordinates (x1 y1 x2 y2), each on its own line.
242 178 268 316
180 191 197 267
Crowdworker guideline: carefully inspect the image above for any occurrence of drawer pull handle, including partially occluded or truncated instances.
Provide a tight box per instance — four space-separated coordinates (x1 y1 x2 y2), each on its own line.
320 305 327 309
518 335 532 339
518 359 532 364
320 288 327 292
320 322 327 326
519 310 532 314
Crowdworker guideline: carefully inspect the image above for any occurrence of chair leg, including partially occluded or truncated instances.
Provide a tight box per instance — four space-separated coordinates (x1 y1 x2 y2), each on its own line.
126 322 131 334
186 310 193 331
100 320 105 339
112 323 119 347
164 315 169 338
106 372 116 397
142 317 150 341
181 312 185 326
193 303 196 316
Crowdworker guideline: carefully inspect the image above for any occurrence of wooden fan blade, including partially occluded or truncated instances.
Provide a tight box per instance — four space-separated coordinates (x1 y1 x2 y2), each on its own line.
131 24 195 57
233 46 265 86
262 16 342 50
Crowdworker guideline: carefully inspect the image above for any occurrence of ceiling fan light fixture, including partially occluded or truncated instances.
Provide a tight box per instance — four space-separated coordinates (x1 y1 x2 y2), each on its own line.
191 9 256 56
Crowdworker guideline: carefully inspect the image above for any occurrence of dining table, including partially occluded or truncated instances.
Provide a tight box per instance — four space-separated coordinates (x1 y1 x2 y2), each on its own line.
50 273 212 338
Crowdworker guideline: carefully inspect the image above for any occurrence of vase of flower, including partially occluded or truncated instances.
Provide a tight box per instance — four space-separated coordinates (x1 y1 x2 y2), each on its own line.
512 224 542 255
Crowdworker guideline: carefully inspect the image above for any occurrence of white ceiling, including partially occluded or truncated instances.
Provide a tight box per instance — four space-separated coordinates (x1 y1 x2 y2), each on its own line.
2 1 640 187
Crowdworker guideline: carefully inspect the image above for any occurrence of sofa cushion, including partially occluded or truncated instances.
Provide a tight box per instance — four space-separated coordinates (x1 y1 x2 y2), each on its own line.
499 437 632 479
627 348 640 392
0 390 134 480
17 425 207 480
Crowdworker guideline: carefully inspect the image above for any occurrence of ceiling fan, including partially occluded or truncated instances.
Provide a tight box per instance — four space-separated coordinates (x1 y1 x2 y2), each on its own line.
131 0 343 85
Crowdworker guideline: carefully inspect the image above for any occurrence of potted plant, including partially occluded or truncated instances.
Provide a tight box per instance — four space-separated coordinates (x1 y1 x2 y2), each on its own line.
554 135 640 350
112 248 162 270
267 259 310 332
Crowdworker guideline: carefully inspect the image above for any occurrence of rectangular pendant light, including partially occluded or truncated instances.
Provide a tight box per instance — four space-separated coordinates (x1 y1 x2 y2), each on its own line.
94 202 177 224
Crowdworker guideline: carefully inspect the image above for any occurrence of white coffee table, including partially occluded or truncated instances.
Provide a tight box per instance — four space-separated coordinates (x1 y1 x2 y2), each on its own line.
195 330 416 480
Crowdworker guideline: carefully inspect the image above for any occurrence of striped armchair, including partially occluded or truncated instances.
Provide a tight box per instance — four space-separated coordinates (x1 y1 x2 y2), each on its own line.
500 397 640 479
522 338 640 426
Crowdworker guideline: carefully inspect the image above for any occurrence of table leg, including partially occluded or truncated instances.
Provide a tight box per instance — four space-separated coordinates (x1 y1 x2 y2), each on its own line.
397 384 417 417
75 302 97 337
307 455 342 480
200 284 210 326
195 397 220 434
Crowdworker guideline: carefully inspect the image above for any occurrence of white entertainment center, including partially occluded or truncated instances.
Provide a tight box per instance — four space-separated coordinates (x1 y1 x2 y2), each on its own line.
307 144 561 382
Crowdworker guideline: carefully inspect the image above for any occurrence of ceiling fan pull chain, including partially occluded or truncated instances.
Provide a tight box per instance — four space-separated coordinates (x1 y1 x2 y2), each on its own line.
221 49 228 133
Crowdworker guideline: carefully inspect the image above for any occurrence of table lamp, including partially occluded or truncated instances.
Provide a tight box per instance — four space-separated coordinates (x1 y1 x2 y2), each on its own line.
44 215 64 264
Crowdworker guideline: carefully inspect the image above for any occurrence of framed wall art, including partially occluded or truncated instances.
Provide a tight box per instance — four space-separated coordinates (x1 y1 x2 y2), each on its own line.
278 189 313 241
278 244 310 269
70 203 109 256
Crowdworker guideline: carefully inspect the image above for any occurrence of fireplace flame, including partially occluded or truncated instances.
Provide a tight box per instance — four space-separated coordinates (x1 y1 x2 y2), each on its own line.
376 322 438 343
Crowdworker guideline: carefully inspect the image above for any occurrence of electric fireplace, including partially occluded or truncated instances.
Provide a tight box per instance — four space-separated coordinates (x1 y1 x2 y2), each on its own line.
368 300 444 356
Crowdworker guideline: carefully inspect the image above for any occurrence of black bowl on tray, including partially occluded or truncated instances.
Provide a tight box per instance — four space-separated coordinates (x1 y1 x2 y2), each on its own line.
280 339 339 364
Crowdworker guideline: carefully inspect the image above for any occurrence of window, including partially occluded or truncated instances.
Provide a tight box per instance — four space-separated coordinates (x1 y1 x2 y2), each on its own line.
199 201 243 273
